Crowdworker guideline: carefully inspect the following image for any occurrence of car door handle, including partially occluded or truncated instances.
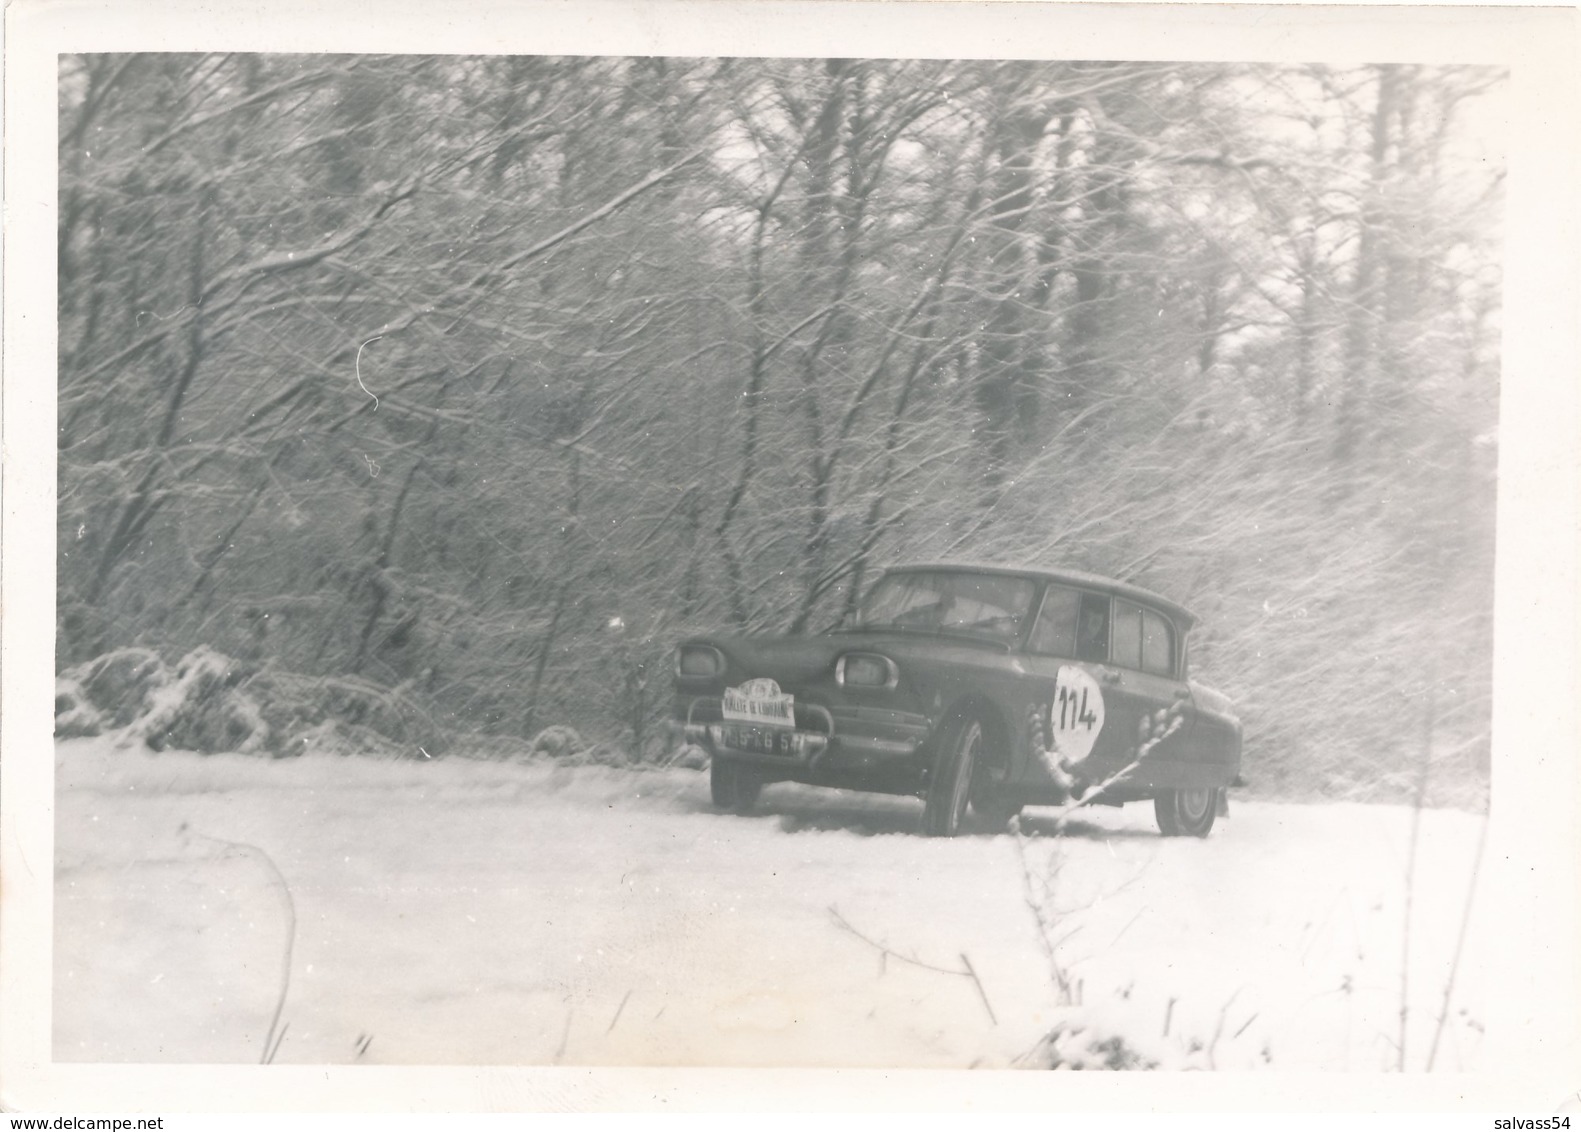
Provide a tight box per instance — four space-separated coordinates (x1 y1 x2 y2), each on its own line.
1100 669 1122 685
1173 689 1192 700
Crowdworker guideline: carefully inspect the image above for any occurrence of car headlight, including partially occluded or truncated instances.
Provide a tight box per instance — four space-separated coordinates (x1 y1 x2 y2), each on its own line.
675 644 726 679
836 652 898 690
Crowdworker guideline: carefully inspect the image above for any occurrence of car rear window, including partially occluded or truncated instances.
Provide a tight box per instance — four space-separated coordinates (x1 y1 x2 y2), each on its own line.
1142 608 1175 675
1113 599 1177 675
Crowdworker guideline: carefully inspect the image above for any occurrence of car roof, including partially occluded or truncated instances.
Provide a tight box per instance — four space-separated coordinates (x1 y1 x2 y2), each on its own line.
881 560 1198 630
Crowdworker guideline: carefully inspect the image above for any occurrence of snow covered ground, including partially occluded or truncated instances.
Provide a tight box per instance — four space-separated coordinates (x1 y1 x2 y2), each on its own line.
54 736 1491 1071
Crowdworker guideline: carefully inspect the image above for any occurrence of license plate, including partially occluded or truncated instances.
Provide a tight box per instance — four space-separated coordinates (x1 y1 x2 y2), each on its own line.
718 723 798 755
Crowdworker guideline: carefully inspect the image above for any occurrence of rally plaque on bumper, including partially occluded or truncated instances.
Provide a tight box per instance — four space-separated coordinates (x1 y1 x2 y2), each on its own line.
722 677 795 725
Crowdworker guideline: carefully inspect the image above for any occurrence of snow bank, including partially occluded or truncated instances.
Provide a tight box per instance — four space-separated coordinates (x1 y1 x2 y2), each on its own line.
53 648 701 770
55 648 465 759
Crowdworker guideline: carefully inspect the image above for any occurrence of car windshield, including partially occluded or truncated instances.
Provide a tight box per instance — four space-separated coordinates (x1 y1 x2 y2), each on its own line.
854 570 1036 642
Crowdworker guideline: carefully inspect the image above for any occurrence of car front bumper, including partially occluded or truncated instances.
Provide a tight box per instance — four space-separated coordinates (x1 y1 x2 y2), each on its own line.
675 694 934 774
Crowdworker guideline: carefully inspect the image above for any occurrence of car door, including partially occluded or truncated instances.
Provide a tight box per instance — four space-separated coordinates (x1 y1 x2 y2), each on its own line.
1021 585 1131 784
1099 599 1197 781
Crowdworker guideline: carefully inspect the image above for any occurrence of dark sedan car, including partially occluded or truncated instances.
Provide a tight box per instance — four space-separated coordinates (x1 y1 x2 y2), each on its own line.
673 562 1242 837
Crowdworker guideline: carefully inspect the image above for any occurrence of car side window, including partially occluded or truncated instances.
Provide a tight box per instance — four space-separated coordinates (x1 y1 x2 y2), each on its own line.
1112 599 1143 669
1028 587 1110 661
1028 586 1079 656
1142 608 1175 676
1075 593 1110 662
1109 600 1178 675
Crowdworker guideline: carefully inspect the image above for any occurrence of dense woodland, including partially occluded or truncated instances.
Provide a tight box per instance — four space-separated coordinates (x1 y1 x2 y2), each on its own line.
57 55 1503 804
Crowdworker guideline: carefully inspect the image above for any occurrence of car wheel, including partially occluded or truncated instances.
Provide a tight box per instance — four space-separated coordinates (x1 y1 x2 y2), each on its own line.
1154 787 1218 837
922 716 981 837
970 796 1023 830
709 757 762 814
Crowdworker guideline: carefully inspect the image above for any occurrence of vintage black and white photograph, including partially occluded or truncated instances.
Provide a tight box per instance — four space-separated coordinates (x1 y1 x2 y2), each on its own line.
5 0 1580 1115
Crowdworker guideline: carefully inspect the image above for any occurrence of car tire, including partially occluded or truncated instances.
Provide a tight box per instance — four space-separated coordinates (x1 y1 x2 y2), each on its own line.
1154 787 1218 837
922 716 981 838
970 796 1023 830
710 757 762 814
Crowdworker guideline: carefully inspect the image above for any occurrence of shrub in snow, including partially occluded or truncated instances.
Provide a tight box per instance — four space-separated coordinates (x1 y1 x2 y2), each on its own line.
635 726 707 770
585 741 640 767
56 646 599 761
53 675 107 739
449 734 538 761
1033 1021 1159 1070
55 646 274 754
1020 985 1271 1071
134 646 269 754
243 669 446 758
671 743 709 771
526 725 586 761
291 718 410 758
58 647 170 730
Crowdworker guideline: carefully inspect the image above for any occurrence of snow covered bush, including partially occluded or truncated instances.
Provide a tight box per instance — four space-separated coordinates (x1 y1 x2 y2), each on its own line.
526 725 587 761
136 646 269 754
1009 802 1274 1071
1033 1022 1159 1070
666 742 709 771
54 645 666 763
57 647 169 730
517 725 705 768
56 646 271 754
53 645 448 757
53 675 106 739
246 669 445 758
1026 990 1272 1071
289 719 410 759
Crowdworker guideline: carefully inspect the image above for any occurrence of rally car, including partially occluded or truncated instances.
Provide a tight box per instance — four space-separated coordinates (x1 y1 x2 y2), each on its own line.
673 562 1242 837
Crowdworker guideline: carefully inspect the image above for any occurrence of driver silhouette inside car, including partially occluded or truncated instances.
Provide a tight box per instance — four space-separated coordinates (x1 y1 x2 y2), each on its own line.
1075 601 1109 663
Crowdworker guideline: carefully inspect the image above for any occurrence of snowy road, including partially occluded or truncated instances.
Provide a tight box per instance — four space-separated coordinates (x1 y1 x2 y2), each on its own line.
54 739 1490 1070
